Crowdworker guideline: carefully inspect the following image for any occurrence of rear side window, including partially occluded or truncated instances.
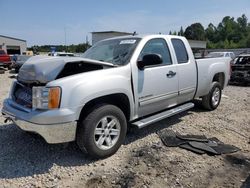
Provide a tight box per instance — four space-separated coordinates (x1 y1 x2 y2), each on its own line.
171 39 189 64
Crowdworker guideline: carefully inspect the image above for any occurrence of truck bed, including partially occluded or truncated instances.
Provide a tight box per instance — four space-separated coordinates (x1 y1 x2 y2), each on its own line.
195 57 231 98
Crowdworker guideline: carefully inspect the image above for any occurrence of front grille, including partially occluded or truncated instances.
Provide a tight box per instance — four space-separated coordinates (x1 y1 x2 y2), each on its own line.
13 82 32 108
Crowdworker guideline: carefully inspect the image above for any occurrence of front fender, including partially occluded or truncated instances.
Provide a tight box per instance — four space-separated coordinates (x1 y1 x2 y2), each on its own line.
47 65 135 120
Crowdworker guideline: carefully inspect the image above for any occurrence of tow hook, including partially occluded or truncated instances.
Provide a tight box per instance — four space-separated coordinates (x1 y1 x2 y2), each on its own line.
4 117 12 123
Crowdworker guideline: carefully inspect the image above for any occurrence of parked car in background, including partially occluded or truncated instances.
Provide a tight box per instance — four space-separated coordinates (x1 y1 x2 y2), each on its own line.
12 55 32 73
230 54 250 85
0 49 12 69
206 52 235 59
48 52 75 57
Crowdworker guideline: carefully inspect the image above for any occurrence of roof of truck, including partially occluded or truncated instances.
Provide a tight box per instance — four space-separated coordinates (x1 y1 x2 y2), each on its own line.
100 34 185 41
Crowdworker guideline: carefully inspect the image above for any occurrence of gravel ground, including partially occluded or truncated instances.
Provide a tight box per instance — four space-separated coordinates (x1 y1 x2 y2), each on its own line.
0 70 249 188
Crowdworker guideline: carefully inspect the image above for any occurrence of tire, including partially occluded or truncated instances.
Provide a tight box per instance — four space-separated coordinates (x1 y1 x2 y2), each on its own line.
202 82 222 111
77 104 127 158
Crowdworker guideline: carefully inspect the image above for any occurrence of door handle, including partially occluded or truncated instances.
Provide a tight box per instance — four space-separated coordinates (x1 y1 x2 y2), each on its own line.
166 71 176 78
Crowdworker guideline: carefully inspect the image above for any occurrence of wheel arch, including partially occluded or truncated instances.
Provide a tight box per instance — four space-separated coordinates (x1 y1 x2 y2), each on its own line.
78 93 131 123
212 72 225 89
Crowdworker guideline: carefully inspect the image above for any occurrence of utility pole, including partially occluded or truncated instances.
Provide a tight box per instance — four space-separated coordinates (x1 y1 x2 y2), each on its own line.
64 27 67 52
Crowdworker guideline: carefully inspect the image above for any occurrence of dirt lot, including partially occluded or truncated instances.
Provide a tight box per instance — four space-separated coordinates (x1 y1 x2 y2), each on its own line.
0 70 249 188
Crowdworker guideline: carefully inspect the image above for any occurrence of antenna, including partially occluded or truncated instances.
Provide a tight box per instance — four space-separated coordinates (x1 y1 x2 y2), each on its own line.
86 35 88 44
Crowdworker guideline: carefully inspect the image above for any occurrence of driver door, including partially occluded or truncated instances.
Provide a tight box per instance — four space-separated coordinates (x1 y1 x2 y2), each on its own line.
137 38 178 117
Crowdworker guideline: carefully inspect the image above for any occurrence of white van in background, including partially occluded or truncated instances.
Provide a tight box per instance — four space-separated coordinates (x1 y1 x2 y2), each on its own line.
205 52 235 59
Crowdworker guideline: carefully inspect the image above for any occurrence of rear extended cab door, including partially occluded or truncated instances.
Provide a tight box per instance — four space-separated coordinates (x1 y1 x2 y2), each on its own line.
170 37 197 104
131 36 179 117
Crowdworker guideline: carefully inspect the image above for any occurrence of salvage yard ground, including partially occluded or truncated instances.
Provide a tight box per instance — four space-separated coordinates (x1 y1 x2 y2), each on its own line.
0 70 249 188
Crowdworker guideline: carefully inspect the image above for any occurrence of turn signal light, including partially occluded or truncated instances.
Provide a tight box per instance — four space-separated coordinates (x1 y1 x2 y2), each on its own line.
48 87 61 109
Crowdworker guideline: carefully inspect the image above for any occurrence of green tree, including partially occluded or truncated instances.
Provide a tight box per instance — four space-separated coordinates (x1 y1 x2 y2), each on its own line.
205 23 217 42
184 23 206 40
245 34 250 47
172 31 177 35
237 14 248 34
206 14 250 49
178 26 184 36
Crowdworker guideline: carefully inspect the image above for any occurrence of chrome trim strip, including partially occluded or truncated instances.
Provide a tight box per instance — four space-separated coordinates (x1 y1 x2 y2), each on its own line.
179 87 196 95
139 91 178 106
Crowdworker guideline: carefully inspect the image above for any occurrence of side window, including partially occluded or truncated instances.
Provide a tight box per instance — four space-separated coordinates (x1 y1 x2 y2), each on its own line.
171 39 189 64
139 38 172 65
225 53 230 57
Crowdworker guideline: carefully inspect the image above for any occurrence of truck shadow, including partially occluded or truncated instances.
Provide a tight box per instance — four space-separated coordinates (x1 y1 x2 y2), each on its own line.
0 123 93 179
0 109 193 179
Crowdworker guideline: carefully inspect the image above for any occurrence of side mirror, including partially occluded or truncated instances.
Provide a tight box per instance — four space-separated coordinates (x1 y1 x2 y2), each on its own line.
137 54 163 70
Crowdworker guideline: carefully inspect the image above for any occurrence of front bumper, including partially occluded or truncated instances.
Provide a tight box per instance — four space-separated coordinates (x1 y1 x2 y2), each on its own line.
2 99 78 143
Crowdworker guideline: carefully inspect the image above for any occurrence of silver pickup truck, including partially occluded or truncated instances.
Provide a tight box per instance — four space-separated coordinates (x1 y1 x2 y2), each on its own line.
2 35 231 158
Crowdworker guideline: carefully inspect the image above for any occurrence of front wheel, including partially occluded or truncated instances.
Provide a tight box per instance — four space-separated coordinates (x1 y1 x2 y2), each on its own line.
77 104 127 158
202 82 222 110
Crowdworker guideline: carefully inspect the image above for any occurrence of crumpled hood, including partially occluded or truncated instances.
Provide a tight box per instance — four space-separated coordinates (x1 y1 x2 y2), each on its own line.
18 56 114 84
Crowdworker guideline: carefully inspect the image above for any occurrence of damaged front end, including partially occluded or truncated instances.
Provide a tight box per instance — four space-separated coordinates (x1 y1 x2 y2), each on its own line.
18 56 115 84
13 56 116 109
1 56 115 143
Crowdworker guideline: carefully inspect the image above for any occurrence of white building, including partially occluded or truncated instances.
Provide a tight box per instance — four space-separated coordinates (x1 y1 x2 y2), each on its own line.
91 31 206 50
188 39 207 50
0 35 27 54
91 31 133 45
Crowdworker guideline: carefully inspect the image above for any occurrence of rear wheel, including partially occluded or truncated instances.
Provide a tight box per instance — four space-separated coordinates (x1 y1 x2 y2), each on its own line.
77 104 127 158
202 82 222 110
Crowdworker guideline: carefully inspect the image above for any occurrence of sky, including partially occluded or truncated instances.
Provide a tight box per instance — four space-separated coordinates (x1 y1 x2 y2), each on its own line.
1 0 250 46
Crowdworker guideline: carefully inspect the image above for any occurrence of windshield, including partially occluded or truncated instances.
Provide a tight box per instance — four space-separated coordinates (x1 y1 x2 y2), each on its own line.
82 37 141 65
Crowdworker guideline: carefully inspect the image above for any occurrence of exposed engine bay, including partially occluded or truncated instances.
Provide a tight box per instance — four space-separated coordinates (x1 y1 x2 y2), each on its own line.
17 56 115 84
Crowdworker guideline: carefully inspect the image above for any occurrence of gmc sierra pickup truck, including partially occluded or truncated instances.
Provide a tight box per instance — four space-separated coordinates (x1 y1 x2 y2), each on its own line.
2 35 231 158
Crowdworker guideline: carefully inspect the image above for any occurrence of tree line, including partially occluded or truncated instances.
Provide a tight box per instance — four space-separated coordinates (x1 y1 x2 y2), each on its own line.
170 14 250 49
28 43 91 54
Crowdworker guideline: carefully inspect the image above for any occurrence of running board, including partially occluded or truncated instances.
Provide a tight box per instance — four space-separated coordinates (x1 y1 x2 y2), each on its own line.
132 102 194 129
